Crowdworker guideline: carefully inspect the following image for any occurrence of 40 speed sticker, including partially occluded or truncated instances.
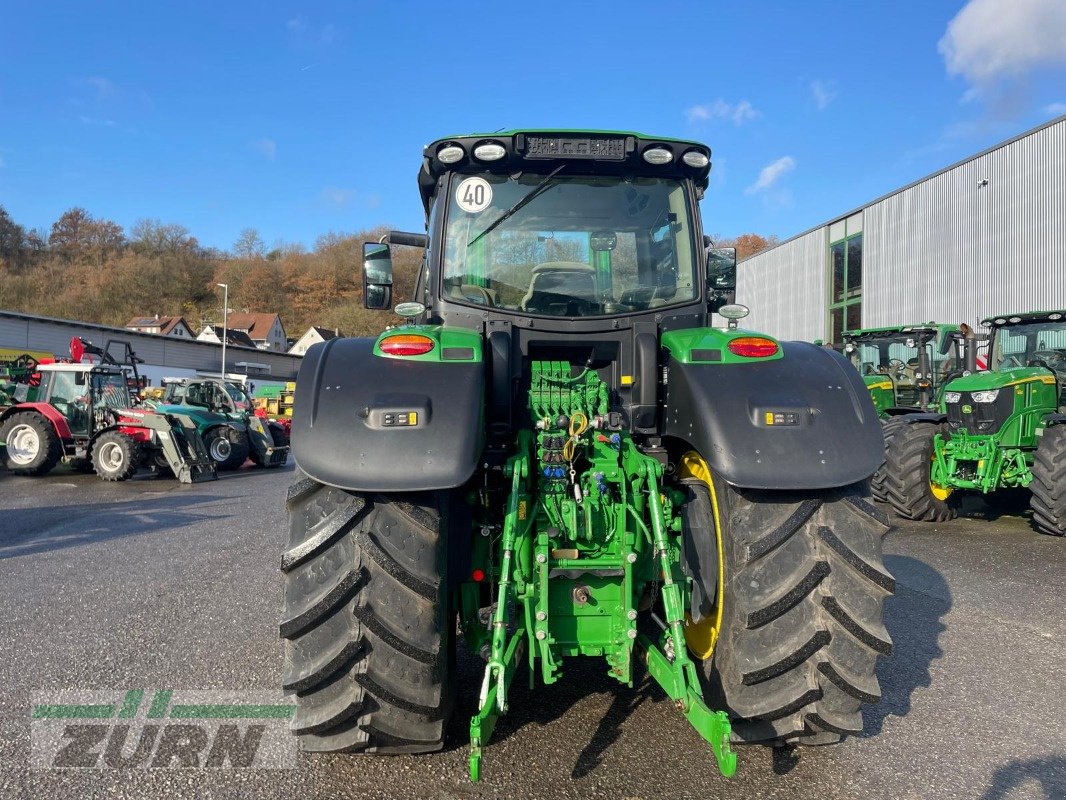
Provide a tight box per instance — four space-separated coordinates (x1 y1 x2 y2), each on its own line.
455 177 493 213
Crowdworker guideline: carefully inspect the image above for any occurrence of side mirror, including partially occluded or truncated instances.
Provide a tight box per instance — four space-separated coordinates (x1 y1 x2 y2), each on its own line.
363 242 394 310
707 247 737 291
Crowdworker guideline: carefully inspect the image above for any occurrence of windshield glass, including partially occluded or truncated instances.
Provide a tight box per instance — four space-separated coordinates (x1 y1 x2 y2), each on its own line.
225 382 252 412
92 372 131 409
442 174 699 317
848 336 957 383
991 321 1066 373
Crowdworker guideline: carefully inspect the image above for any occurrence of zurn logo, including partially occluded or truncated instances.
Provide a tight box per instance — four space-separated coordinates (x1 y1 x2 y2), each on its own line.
31 690 295 769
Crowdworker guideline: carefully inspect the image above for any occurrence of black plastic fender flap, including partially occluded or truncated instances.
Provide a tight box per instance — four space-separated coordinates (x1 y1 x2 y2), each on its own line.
663 341 884 490
292 337 484 492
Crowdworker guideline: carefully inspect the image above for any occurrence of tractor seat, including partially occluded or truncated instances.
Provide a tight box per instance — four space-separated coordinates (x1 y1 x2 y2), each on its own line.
520 262 597 312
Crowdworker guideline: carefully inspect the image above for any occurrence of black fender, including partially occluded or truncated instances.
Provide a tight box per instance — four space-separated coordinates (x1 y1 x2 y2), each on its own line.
1043 413 1066 427
663 341 884 490
892 412 948 425
291 337 484 492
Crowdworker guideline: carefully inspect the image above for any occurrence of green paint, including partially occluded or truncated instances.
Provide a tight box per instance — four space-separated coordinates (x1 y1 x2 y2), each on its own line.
661 327 783 364
32 704 115 719
117 690 143 719
464 361 732 782
147 690 172 719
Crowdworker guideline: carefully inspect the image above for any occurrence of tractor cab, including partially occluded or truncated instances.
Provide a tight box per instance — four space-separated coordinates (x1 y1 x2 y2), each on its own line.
842 324 960 415
162 378 253 418
34 363 134 437
985 311 1066 408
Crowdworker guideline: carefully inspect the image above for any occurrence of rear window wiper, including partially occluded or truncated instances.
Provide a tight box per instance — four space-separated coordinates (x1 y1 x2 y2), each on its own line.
467 164 566 249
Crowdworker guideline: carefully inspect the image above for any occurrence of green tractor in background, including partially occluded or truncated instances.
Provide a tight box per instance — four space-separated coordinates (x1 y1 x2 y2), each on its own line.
842 324 962 501
884 310 1066 535
282 130 894 782
149 377 289 470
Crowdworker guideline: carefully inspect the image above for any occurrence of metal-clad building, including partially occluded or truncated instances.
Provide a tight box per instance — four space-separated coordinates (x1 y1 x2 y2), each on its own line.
738 115 1066 342
0 309 302 382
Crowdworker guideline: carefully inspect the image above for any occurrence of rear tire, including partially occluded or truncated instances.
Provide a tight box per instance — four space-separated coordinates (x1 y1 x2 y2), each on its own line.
204 425 249 471
280 473 453 753
870 418 905 502
1030 425 1066 536
0 411 62 476
698 472 894 745
91 430 142 481
884 422 957 521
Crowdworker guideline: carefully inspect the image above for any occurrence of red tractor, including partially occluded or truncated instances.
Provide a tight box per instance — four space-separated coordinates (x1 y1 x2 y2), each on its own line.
0 338 216 483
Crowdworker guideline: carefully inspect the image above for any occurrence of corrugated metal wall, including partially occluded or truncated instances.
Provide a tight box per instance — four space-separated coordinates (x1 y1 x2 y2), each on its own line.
864 118 1065 328
0 311 302 380
740 117 1065 340
736 227 827 341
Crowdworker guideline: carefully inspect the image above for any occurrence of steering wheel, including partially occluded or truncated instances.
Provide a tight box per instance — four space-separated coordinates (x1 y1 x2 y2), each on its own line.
1030 350 1065 369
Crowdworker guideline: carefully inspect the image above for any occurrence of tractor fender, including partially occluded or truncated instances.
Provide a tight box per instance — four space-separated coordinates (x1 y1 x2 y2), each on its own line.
663 341 883 490
892 412 948 425
292 337 484 492
1042 413 1066 427
0 403 73 440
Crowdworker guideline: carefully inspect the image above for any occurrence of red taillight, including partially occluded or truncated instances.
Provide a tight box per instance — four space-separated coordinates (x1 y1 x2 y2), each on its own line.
380 334 435 356
727 337 778 358
471 569 485 583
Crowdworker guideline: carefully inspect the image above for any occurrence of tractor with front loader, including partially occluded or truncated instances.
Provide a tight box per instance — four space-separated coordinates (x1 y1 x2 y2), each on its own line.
148 377 289 470
282 130 893 781
0 337 216 483
884 310 1066 534
842 323 962 501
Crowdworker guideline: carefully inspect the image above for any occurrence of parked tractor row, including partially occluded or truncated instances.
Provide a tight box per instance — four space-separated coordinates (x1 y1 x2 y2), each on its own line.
0 339 290 481
844 312 1066 536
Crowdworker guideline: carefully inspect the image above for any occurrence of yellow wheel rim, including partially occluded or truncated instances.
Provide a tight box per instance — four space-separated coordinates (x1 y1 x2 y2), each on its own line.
929 451 952 501
930 482 953 501
677 451 725 661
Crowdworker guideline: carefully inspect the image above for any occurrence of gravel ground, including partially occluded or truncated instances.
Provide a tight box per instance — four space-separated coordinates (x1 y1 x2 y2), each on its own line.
0 463 1063 799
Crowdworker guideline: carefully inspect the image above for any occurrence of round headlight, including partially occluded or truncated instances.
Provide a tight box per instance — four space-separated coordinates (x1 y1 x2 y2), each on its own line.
943 392 962 404
682 150 709 168
994 318 1006 325
1050 313 1063 320
642 147 673 165
1008 316 1021 323
437 145 464 164
473 142 506 161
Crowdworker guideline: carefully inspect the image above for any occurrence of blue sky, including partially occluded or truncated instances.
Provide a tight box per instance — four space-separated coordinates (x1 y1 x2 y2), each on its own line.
1 1 1063 252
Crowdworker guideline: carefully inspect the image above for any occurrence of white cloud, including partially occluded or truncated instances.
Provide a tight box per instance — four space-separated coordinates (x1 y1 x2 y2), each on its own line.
84 76 117 101
939 0 1066 84
320 186 355 206
252 138 277 160
1045 102 1066 116
686 99 759 126
78 115 118 127
745 156 796 194
811 80 837 111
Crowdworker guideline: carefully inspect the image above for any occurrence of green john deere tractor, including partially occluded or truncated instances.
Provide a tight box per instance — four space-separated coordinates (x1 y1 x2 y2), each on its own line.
884 310 1066 534
842 324 962 501
149 377 288 470
282 130 893 782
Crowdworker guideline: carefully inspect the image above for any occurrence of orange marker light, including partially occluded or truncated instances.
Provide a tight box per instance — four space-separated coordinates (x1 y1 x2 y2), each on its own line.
727 337 778 358
380 334 435 356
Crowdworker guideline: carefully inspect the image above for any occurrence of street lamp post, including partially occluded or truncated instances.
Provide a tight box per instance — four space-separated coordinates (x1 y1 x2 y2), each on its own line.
216 283 228 378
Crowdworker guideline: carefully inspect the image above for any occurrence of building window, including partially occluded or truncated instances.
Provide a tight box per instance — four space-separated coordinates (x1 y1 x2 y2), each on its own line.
828 213 863 344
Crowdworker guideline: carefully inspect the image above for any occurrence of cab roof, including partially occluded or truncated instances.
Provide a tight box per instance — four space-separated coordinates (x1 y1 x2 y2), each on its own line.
842 323 956 341
418 129 713 213
981 309 1066 326
37 363 124 373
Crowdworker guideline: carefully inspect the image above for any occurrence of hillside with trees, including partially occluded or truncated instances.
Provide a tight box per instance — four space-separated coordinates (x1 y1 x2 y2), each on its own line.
0 205 776 338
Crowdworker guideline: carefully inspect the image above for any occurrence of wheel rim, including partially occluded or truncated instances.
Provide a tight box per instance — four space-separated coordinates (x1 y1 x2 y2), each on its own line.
929 451 952 501
98 441 125 471
6 424 41 465
210 436 232 462
677 451 725 661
